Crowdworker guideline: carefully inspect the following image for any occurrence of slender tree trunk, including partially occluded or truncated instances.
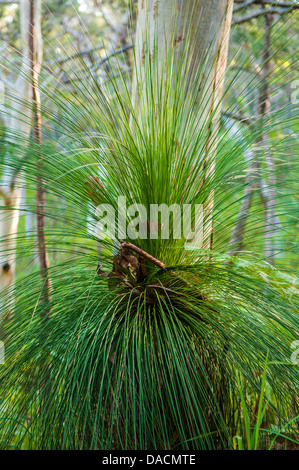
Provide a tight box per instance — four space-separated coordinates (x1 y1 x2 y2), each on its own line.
228 11 279 262
0 0 43 315
260 12 277 263
133 0 233 249
28 0 51 313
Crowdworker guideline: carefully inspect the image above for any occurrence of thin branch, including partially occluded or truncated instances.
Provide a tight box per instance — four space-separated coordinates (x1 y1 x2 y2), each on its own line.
92 44 133 72
234 0 298 5
233 6 296 24
55 45 104 66
61 44 133 84
234 0 256 13
121 242 166 271
222 111 254 126
253 1 299 6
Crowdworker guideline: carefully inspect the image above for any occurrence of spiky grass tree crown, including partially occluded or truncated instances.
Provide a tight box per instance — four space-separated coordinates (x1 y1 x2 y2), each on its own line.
0 2 298 450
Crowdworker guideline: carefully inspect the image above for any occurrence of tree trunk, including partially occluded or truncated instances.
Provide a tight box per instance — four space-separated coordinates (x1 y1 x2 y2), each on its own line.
227 11 279 262
29 0 51 314
133 0 233 249
0 0 42 314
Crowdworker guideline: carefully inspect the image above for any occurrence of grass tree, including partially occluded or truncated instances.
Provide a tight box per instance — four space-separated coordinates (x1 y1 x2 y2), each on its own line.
133 0 234 250
0 0 298 450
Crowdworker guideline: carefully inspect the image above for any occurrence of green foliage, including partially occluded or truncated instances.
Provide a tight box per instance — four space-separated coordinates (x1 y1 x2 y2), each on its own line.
0 4 298 450
233 357 299 450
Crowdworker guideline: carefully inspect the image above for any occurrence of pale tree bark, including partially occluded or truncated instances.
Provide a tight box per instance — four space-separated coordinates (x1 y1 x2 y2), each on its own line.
133 0 234 250
0 0 42 314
